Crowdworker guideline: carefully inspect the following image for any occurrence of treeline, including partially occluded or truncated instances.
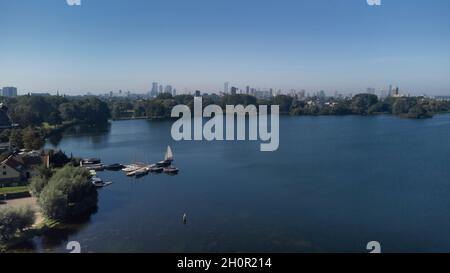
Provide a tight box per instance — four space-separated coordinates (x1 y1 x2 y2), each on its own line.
0 95 110 150
2 95 110 127
108 93 450 120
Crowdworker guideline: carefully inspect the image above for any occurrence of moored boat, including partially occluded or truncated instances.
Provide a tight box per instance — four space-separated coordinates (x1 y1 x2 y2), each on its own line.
135 167 149 177
83 163 104 171
163 166 179 175
122 163 145 172
81 158 101 165
91 177 112 187
149 166 163 173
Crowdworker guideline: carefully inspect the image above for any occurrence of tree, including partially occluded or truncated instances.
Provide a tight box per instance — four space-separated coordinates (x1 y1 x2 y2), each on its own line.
9 129 23 149
350 94 378 115
38 166 98 221
407 104 431 119
272 95 294 114
0 205 35 242
22 127 44 151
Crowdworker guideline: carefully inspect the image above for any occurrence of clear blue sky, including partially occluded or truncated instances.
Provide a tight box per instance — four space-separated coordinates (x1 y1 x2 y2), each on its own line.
1 0 450 95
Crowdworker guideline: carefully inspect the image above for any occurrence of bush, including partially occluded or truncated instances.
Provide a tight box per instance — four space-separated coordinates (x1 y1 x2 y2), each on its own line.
0 205 36 242
30 176 49 197
38 166 97 222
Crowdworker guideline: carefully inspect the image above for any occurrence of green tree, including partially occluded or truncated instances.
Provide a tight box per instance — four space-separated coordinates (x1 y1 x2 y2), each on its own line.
9 129 23 149
350 94 378 115
22 127 44 151
38 166 98 222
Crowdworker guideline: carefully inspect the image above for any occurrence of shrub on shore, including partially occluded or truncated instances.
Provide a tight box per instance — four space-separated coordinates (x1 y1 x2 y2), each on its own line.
37 166 98 222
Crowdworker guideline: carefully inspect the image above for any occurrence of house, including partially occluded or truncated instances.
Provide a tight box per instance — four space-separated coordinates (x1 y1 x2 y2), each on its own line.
0 152 46 187
0 156 26 186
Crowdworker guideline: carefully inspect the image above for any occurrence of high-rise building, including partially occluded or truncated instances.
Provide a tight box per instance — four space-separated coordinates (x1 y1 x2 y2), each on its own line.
393 87 400 96
165 85 173 94
151 82 158 96
230 86 238 95
159 85 163 94
172 89 177 97
1 87 18 97
246 86 250 95
224 82 229 94
195 90 201 97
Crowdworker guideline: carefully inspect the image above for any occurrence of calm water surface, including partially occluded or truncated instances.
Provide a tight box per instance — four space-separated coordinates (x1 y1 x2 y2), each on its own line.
20 115 450 252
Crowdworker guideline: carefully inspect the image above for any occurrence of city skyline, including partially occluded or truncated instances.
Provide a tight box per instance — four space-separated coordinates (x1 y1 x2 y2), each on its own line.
1 0 450 95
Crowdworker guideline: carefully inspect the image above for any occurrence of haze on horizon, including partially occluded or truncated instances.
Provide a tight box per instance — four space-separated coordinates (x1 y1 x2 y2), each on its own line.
1 0 450 96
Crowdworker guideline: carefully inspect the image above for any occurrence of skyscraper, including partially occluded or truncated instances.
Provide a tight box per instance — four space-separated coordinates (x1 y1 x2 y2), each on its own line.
165 85 173 94
224 82 229 94
246 86 250 94
159 85 163 94
231 86 237 95
151 82 158 97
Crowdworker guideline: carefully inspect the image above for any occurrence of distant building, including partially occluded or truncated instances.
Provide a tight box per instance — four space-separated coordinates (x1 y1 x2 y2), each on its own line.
230 87 238 95
151 82 159 97
246 86 250 95
164 85 173 94
1 87 17 97
159 85 163 94
172 89 177 97
393 87 400 97
195 90 201 97
224 82 229 94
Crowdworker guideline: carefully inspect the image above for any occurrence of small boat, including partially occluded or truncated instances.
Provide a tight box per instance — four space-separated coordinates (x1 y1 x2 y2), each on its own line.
163 166 179 175
149 166 163 173
126 171 136 177
91 177 112 187
104 163 124 171
135 167 149 177
83 164 104 171
82 158 101 165
122 163 145 172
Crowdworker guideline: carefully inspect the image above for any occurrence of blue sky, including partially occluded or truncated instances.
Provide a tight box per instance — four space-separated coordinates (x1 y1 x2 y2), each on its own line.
1 0 450 95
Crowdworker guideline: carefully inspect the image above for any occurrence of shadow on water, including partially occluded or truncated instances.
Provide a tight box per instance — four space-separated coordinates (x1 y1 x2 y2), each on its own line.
48 122 111 147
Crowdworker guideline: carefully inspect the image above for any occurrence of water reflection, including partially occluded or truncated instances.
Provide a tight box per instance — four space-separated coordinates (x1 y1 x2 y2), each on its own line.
48 122 111 147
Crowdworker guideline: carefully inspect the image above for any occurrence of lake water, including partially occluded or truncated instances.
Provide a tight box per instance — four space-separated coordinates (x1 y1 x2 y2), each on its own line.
19 115 450 252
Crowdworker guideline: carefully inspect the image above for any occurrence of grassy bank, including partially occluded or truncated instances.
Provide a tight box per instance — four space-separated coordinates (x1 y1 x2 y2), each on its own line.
0 186 29 195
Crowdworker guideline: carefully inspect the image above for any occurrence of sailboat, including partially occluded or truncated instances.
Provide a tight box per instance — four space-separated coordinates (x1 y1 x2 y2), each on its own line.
156 145 174 167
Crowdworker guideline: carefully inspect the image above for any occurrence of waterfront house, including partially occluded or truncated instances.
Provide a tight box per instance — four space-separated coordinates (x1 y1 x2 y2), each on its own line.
0 152 46 187
0 155 26 187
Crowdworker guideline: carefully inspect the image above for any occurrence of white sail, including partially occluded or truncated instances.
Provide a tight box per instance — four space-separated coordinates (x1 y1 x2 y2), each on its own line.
165 145 173 161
